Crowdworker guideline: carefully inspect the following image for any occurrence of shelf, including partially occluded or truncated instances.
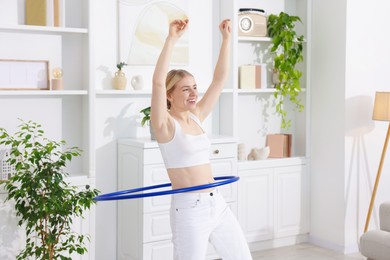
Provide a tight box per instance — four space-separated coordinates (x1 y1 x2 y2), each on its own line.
237 88 306 94
96 88 234 96
0 90 88 96
238 88 276 94
238 36 272 42
238 36 307 43
96 89 151 96
0 24 88 34
238 156 308 169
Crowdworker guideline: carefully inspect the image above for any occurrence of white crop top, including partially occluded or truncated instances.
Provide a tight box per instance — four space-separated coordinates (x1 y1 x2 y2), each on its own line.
158 113 211 169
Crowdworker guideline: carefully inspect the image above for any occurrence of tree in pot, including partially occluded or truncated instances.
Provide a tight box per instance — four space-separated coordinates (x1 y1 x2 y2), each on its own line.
0 120 99 260
267 12 305 129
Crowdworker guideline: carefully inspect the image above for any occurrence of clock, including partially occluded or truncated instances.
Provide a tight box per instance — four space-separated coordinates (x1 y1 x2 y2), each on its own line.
238 8 267 37
239 16 253 32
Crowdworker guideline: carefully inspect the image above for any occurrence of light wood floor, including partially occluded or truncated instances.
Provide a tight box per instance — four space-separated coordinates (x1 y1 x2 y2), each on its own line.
251 243 366 260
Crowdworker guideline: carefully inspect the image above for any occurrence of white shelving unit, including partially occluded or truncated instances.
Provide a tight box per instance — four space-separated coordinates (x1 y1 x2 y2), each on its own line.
0 0 91 178
0 1 95 258
214 0 311 251
216 0 310 160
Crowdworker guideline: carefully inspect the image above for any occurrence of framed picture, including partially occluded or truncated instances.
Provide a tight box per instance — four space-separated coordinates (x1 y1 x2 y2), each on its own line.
119 0 189 65
0 59 50 90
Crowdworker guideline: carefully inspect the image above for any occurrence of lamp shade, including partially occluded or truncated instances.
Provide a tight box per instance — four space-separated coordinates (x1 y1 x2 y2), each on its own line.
373 92 390 121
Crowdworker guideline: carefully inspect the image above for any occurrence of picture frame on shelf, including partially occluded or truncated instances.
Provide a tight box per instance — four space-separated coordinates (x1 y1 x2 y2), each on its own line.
0 59 50 90
118 0 189 65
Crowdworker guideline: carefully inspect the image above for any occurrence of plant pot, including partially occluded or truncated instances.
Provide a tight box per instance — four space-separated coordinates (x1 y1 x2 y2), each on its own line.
113 71 127 90
272 70 280 85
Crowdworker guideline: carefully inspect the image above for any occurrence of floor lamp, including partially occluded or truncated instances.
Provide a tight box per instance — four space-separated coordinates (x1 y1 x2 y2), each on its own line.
364 92 390 233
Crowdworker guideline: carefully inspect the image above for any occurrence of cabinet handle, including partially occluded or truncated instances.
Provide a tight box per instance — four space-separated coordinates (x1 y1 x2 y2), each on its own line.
213 149 220 154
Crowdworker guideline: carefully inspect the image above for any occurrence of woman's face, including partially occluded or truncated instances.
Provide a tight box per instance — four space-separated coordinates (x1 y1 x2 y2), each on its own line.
168 75 198 111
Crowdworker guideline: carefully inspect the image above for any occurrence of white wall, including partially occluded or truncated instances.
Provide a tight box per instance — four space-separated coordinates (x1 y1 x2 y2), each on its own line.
311 0 390 253
344 0 390 252
310 0 348 251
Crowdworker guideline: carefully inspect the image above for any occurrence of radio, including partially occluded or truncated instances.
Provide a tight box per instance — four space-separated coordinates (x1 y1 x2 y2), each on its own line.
238 8 267 37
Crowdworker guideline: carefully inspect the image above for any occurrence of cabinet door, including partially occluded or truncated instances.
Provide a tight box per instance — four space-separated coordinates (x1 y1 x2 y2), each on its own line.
143 240 174 260
238 168 274 242
143 164 171 213
211 158 237 204
274 165 309 237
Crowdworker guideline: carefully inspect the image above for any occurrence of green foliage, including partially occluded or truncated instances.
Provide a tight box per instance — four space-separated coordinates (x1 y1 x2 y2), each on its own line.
268 12 305 129
0 119 99 260
116 62 127 71
140 106 151 126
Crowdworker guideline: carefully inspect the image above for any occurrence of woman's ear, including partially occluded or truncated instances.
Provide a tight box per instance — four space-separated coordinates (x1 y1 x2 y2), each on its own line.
167 93 173 102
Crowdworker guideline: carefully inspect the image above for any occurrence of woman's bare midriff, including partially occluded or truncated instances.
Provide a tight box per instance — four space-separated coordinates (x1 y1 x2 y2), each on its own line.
167 163 215 192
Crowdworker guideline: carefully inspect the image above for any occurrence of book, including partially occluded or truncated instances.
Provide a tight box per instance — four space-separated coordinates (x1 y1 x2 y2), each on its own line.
266 134 292 158
239 64 266 89
46 0 53 26
55 0 66 27
25 0 47 26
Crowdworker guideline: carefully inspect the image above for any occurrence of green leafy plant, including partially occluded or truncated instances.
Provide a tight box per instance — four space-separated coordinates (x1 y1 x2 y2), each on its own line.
116 62 127 71
0 119 99 260
140 106 151 127
268 12 305 129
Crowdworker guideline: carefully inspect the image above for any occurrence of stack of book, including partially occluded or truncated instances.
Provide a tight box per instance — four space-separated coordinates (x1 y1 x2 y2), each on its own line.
25 0 65 27
266 134 292 158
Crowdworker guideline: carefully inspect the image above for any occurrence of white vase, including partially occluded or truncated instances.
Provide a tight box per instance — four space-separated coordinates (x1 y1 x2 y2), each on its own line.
131 75 144 90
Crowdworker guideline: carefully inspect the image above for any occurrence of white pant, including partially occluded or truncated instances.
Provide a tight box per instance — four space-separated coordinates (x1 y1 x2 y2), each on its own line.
170 189 252 260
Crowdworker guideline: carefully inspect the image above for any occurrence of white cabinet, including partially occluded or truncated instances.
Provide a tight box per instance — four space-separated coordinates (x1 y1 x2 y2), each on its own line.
274 164 309 238
117 136 238 260
238 158 309 250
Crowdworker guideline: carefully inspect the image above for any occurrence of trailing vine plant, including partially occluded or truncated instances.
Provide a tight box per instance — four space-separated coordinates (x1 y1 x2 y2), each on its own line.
268 12 305 129
0 120 99 260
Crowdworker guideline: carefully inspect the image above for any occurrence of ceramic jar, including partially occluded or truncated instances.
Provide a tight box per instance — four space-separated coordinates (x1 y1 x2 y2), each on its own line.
113 70 127 90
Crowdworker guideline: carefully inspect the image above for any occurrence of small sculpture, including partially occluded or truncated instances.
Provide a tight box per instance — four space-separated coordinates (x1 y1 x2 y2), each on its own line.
247 146 270 160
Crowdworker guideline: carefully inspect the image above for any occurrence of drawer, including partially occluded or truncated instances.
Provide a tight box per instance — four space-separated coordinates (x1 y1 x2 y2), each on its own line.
144 211 172 242
210 143 237 160
143 142 237 165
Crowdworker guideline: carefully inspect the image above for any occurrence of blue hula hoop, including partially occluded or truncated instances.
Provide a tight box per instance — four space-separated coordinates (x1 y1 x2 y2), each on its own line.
94 175 239 201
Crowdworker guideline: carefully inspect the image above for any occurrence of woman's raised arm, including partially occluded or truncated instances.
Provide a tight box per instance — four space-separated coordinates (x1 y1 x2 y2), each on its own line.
150 19 189 135
196 19 231 121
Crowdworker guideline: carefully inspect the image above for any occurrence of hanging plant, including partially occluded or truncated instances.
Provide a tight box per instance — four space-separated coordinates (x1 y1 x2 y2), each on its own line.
268 12 305 129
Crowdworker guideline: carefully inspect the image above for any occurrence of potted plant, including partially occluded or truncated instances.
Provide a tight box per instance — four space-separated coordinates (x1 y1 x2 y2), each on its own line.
0 119 99 260
113 61 128 90
140 106 156 140
267 12 305 129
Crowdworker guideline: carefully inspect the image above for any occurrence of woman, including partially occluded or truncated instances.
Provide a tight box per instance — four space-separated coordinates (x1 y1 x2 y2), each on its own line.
151 19 252 260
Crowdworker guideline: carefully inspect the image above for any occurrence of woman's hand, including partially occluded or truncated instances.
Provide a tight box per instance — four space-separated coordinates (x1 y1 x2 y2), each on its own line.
219 19 231 40
169 19 189 39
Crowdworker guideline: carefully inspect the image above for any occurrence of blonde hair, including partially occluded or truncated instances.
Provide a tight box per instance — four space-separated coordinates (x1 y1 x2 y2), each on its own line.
166 69 193 109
